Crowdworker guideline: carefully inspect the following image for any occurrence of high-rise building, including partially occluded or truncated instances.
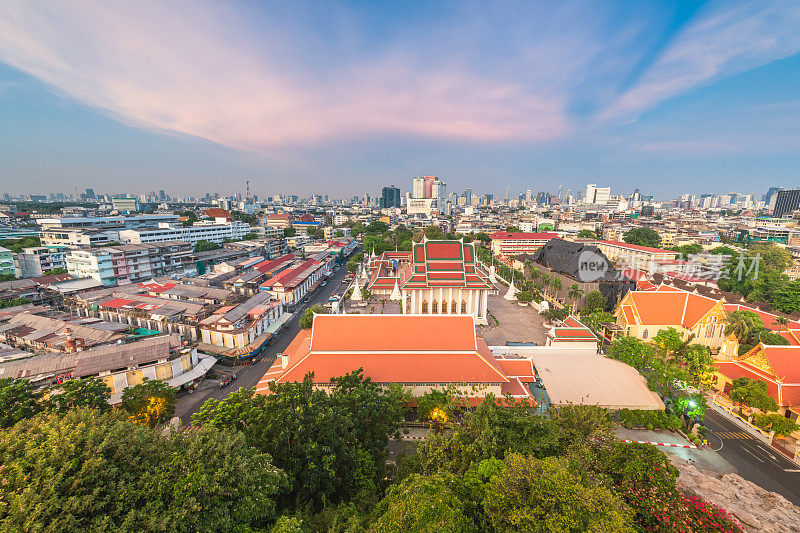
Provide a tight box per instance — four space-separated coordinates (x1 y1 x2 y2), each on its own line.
585 184 611 204
85 188 96 199
463 188 472 207
159 190 166 201
773 189 800 218
525 189 533 203
380 186 401 208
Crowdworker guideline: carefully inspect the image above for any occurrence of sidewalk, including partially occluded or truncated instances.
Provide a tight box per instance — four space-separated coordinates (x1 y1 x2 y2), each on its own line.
615 427 736 475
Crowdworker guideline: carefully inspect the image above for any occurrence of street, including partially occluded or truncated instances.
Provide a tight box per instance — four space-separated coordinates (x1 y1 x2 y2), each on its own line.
173 250 357 425
704 410 800 506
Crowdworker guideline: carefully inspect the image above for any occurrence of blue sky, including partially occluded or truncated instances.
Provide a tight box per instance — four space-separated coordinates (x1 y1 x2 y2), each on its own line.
0 0 798 200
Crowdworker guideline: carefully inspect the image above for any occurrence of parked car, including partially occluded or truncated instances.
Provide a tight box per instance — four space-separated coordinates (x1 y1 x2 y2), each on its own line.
321 281 327 286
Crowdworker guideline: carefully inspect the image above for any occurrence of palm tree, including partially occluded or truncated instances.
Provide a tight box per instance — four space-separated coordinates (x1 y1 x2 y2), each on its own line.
567 284 584 313
550 277 562 302
773 316 790 332
724 310 764 345
540 273 551 297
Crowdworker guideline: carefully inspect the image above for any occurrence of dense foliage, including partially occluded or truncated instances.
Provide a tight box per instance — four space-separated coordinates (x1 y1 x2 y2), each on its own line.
623 227 662 248
194 371 406 512
0 409 285 532
0 370 744 532
298 304 326 328
0 235 41 253
194 239 220 252
120 377 176 427
717 243 800 314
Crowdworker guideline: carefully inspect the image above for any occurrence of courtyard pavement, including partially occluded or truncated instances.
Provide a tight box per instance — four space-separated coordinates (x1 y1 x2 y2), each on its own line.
477 292 550 346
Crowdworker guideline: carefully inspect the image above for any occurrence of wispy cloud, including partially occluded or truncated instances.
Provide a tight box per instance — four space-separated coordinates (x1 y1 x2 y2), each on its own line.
599 0 800 122
0 1 798 153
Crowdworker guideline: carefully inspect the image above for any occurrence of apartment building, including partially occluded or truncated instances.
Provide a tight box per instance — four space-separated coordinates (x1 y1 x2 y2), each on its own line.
119 221 250 245
66 249 116 286
259 258 327 307
596 240 676 271
489 231 559 257
15 247 67 277
40 228 120 248
199 292 288 360
65 241 194 286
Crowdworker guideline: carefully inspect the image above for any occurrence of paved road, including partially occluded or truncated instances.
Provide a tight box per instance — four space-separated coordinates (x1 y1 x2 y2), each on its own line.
174 250 357 425
703 410 800 505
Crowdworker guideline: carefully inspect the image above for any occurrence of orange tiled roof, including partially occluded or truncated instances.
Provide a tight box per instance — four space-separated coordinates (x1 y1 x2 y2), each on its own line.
624 288 718 328
256 315 517 392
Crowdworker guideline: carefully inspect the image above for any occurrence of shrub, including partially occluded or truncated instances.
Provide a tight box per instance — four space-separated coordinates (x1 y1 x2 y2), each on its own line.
618 409 681 431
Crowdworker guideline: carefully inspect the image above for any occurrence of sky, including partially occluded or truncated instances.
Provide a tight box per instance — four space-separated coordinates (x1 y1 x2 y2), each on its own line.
0 0 799 200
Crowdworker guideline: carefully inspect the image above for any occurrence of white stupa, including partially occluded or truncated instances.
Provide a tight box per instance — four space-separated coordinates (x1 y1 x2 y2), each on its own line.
389 280 401 301
351 276 363 301
489 264 497 284
504 277 519 300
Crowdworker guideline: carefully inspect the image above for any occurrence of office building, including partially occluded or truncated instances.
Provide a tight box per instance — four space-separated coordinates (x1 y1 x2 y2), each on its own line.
380 186 401 208
773 189 800 218
111 195 140 212
585 184 611 204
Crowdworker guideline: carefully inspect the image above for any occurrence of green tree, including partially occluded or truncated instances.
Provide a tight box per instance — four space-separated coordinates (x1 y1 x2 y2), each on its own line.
515 290 533 304
758 331 790 346
668 243 703 256
283 227 297 237
335 230 344 238
368 473 478 532
474 232 491 243
0 297 32 309
43 267 68 275
194 239 220 252
346 259 359 274
583 290 607 312
606 336 654 371
0 378 43 428
622 228 662 248
591 441 681 530
581 310 614 335
505 225 522 233
194 373 405 511
120 377 176 427
424 225 446 240
729 377 778 414
724 310 765 344
299 304 326 329
772 316 790 331
46 377 111 413
749 242 792 273
0 409 285 531
0 235 41 253
567 284 584 312
681 344 717 389
548 404 615 452
416 396 559 475
753 413 800 436
483 453 635 533
577 229 597 239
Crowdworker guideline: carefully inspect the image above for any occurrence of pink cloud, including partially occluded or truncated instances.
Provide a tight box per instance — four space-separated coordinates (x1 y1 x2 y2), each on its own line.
0 1 572 149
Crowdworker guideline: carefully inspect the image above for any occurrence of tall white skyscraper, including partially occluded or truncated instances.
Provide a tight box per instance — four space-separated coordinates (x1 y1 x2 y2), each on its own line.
585 184 610 204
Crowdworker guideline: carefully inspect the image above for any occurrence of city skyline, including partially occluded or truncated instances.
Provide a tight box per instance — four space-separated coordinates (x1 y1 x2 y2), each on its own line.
1 1 799 196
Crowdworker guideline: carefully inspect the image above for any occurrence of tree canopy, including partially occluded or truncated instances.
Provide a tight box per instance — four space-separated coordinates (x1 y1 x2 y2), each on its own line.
193 371 406 511
0 409 285 532
120 377 176 427
299 304 326 329
622 227 662 248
